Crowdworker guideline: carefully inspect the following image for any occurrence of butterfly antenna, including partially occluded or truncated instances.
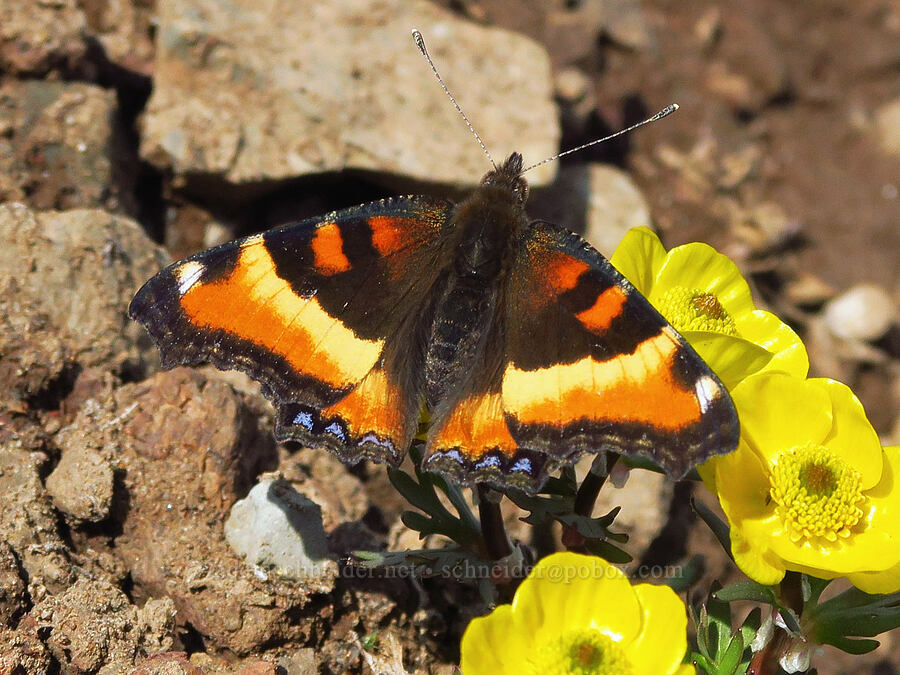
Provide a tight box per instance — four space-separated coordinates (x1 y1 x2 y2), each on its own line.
412 29 496 170
521 103 680 175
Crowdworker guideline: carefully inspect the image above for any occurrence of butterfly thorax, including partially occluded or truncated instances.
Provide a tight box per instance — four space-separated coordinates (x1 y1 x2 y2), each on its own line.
422 154 529 408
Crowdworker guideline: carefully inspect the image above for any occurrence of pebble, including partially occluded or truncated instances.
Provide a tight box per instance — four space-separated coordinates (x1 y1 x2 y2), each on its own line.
823 283 896 342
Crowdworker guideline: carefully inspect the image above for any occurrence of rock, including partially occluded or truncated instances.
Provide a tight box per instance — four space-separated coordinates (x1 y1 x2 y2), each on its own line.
694 7 723 50
100 368 323 654
45 440 115 523
132 652 204 675
140 0 558 189
29 578 175 674
279 447 370 532
554 67 592 104
0 80 116 210
225 478 338 591
546 0 655 59
785 272 837 308
0 0 87 76
823 284 896 342
0 204 169 407
583 164 653 257
0 540 27 627
82 0 156 76
703 13 788 111
874 97 900 157
0 445 75 603
0 624 52 674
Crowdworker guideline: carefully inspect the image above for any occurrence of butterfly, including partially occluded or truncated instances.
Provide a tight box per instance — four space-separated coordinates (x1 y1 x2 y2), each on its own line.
129 147 739 494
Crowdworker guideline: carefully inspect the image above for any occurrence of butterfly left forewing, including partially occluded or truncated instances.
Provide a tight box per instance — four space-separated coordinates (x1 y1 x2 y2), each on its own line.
129 196 452 466
500 223 739 483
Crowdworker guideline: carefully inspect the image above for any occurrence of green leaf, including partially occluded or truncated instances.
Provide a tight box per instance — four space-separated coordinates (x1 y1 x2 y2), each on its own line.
662 555 704 593
714 580 777 605
808 586 900 654
692 497 733 560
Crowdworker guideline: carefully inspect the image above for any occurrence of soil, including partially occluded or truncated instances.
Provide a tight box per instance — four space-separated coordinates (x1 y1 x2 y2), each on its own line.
0 0 897 673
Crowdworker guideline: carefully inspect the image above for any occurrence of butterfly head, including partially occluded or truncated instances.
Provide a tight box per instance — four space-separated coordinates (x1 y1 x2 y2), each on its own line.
480 153 529 207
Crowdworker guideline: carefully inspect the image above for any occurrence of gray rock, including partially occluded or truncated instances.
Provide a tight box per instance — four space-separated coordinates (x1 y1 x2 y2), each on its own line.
583 164 652 257
823 283 896 342
140 0 558 188
225 478 337 592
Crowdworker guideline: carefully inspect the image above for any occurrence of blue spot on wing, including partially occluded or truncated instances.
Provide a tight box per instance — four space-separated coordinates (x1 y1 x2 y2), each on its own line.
292 410 314 430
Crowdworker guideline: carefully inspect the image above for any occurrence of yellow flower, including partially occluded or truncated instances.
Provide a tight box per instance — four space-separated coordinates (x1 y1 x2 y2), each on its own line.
610 227 808 389
460 552 693 674
703 373 900 590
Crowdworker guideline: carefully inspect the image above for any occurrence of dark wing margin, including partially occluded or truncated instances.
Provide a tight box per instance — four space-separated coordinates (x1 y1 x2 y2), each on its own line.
129 195 453 466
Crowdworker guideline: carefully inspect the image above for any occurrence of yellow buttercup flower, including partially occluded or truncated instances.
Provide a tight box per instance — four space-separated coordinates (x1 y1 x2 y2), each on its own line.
610 227 808 389
459 552 693 674
703 373 900 591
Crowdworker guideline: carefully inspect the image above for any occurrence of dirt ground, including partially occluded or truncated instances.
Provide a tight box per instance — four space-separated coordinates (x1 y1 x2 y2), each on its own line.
0 0 897 673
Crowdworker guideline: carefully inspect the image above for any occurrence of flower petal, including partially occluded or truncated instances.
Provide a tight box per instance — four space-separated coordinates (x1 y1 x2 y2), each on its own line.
819 379 883 489
609 226 667 295
731 373 833 463
734 310 809 378
513 552 642 646
628 584 690 675
847 559 900 594
680 330 773 390
460 604 524 674
711 444 787 584
650 243 755 318
730 522 787 586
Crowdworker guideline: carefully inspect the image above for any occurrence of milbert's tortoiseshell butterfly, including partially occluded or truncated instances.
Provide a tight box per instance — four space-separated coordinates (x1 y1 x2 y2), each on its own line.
130 30 739 493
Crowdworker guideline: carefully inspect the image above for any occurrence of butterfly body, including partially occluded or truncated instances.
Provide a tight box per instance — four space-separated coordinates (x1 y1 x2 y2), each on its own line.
130 152 738 493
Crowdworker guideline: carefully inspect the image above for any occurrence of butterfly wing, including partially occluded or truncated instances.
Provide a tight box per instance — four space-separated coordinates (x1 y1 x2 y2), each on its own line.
129 195 452 465
423 222 739 492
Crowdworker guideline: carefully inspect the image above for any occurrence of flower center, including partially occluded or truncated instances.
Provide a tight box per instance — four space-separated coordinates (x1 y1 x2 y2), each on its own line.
528 628 632 675
769 443 865 543
659 286 738 335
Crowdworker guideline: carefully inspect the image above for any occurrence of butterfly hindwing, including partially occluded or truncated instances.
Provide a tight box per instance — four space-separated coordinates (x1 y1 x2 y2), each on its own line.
129 196 453 465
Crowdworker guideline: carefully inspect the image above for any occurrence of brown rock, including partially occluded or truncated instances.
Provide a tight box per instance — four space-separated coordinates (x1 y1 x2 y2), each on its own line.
874 97 900 157
30 578 175 674
0 0 87 76
132 652 204 675
46 440 115 523
0 204 169 408
95 368 326 654
140 0 558 189
0 80 116 210
0 444 74 602
80 0 156 76
704 13 788 111
0 624 52 674
281 447 370 531
0 540 26 627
